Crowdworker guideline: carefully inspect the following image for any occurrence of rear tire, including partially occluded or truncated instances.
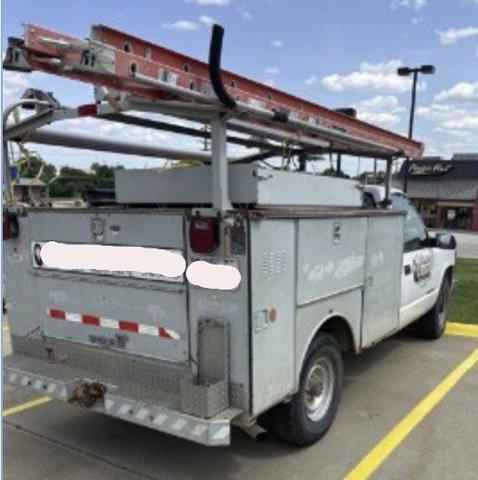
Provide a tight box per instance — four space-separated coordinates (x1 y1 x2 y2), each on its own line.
418 276 451 339
259 332 343 447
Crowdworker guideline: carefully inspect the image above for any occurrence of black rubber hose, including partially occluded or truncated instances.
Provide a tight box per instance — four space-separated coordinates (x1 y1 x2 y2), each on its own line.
208 24 237 110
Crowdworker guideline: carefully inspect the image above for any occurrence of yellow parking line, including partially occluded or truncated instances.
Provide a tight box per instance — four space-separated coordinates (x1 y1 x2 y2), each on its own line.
446 322 478 339
3 396 52 418
344 347 478 480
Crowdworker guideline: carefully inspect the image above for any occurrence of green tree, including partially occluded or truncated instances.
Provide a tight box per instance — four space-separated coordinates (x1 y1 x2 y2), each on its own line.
91 162 124 178
16 153 125 198
355 170 386 184
49 163 124 198
320 167 350 179
17 152 57 183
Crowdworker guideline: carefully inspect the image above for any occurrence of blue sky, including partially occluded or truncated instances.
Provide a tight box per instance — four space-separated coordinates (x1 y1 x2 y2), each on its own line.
2 0 478 173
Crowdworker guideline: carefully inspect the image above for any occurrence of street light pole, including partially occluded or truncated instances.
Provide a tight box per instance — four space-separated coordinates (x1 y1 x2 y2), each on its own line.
403 70 418 194
408 70 418 139
397 64 435 193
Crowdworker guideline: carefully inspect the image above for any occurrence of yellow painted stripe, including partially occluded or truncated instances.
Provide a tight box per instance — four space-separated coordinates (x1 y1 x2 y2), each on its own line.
2 325 10 333
446 322 478 339
3 396 52 418
344 347 478 480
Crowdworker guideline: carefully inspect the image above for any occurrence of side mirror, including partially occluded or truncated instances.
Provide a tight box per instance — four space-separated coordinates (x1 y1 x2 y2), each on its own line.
435 233 456 250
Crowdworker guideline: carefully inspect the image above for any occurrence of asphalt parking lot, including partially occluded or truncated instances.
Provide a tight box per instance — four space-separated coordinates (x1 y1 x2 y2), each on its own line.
3 324 478 480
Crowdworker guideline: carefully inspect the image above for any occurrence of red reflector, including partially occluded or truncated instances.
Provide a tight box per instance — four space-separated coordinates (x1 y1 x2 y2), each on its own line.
119 320 138 333
189 216 219 254
77 104 98 116
3 212 19 240
82 314 100 326
49 309 66 320
159 327 172 339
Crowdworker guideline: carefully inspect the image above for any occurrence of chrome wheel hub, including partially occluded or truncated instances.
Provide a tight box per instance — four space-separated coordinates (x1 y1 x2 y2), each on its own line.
304 357 334 422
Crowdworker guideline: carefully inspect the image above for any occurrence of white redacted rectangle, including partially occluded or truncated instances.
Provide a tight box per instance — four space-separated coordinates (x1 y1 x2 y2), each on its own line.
31 241 186 282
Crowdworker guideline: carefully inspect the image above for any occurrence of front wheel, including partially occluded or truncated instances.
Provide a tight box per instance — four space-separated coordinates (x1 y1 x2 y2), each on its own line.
259 332 343 446
417 276 451 339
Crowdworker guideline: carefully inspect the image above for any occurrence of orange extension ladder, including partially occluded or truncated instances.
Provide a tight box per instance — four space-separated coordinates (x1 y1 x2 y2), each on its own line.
4 23 422 160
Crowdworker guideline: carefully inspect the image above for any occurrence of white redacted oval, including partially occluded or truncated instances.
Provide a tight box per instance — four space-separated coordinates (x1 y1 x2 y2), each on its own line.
38 241 186 279
186 261 241 290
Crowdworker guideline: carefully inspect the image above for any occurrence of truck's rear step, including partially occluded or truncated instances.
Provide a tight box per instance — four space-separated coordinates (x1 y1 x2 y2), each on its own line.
3 352 237 446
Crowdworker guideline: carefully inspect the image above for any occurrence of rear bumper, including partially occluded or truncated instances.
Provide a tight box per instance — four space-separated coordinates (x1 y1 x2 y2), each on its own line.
3 353 235 446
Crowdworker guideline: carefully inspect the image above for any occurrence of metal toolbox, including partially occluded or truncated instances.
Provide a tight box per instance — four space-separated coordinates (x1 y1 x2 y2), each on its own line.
115 164 363 207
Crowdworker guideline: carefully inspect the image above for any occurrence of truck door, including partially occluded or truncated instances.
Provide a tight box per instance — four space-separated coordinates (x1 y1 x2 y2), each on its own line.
391 194 434 326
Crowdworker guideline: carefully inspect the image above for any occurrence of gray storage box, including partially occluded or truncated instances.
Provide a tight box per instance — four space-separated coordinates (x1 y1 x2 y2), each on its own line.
115 164 362 207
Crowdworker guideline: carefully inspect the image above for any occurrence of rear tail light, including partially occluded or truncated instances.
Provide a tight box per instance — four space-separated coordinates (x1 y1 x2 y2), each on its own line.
3 212 19 240
77 103 98 116
189 215 219 254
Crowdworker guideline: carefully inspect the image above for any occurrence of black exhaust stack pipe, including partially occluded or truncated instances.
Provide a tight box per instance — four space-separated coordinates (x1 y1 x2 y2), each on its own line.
208 24 237 110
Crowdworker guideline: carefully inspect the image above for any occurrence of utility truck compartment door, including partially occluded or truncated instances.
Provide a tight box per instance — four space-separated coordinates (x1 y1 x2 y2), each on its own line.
249 220 295 415
361 215 404 347
22 210 189 363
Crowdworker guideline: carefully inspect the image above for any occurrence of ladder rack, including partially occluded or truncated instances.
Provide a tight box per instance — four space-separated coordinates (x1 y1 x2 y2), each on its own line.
4 23 423 160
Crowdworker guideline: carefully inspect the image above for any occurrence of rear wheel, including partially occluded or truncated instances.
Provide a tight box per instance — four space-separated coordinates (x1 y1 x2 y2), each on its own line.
259 332 343 446
418 276 451 339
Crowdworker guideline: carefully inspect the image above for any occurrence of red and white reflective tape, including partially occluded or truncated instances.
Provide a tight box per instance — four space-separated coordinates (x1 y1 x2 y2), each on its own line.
47 308 180 340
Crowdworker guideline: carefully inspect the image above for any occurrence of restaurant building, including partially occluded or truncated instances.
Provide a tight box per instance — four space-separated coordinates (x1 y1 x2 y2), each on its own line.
394 154 478 232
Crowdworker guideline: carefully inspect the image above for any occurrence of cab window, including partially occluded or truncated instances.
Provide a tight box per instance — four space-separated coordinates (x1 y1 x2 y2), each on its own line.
391 194 427 252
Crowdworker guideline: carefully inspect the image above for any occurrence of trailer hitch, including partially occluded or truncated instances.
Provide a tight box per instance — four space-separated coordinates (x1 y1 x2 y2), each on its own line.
70 381 107 408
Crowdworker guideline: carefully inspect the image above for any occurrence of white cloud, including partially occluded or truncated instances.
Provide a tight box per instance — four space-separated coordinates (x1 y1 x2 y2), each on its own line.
357 112 401 126
162 15 220 31
391 0 426 11
264 66 280 75
321 60 426 94
3 70 32 103
270 39 283 48
2 70 48 108
161 20 199 31
417 102 478 131
437 26 478 45
236 6 253 20
199 14 216 25
187 0 231 5
416 101 478 155
411 16 423 25
440 115 478 130
355 95 405 112
353 95 405 127
435 82 478 102
305 75 319 85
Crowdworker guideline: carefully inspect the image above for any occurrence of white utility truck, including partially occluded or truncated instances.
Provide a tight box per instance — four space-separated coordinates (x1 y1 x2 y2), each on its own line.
2 23 456 446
